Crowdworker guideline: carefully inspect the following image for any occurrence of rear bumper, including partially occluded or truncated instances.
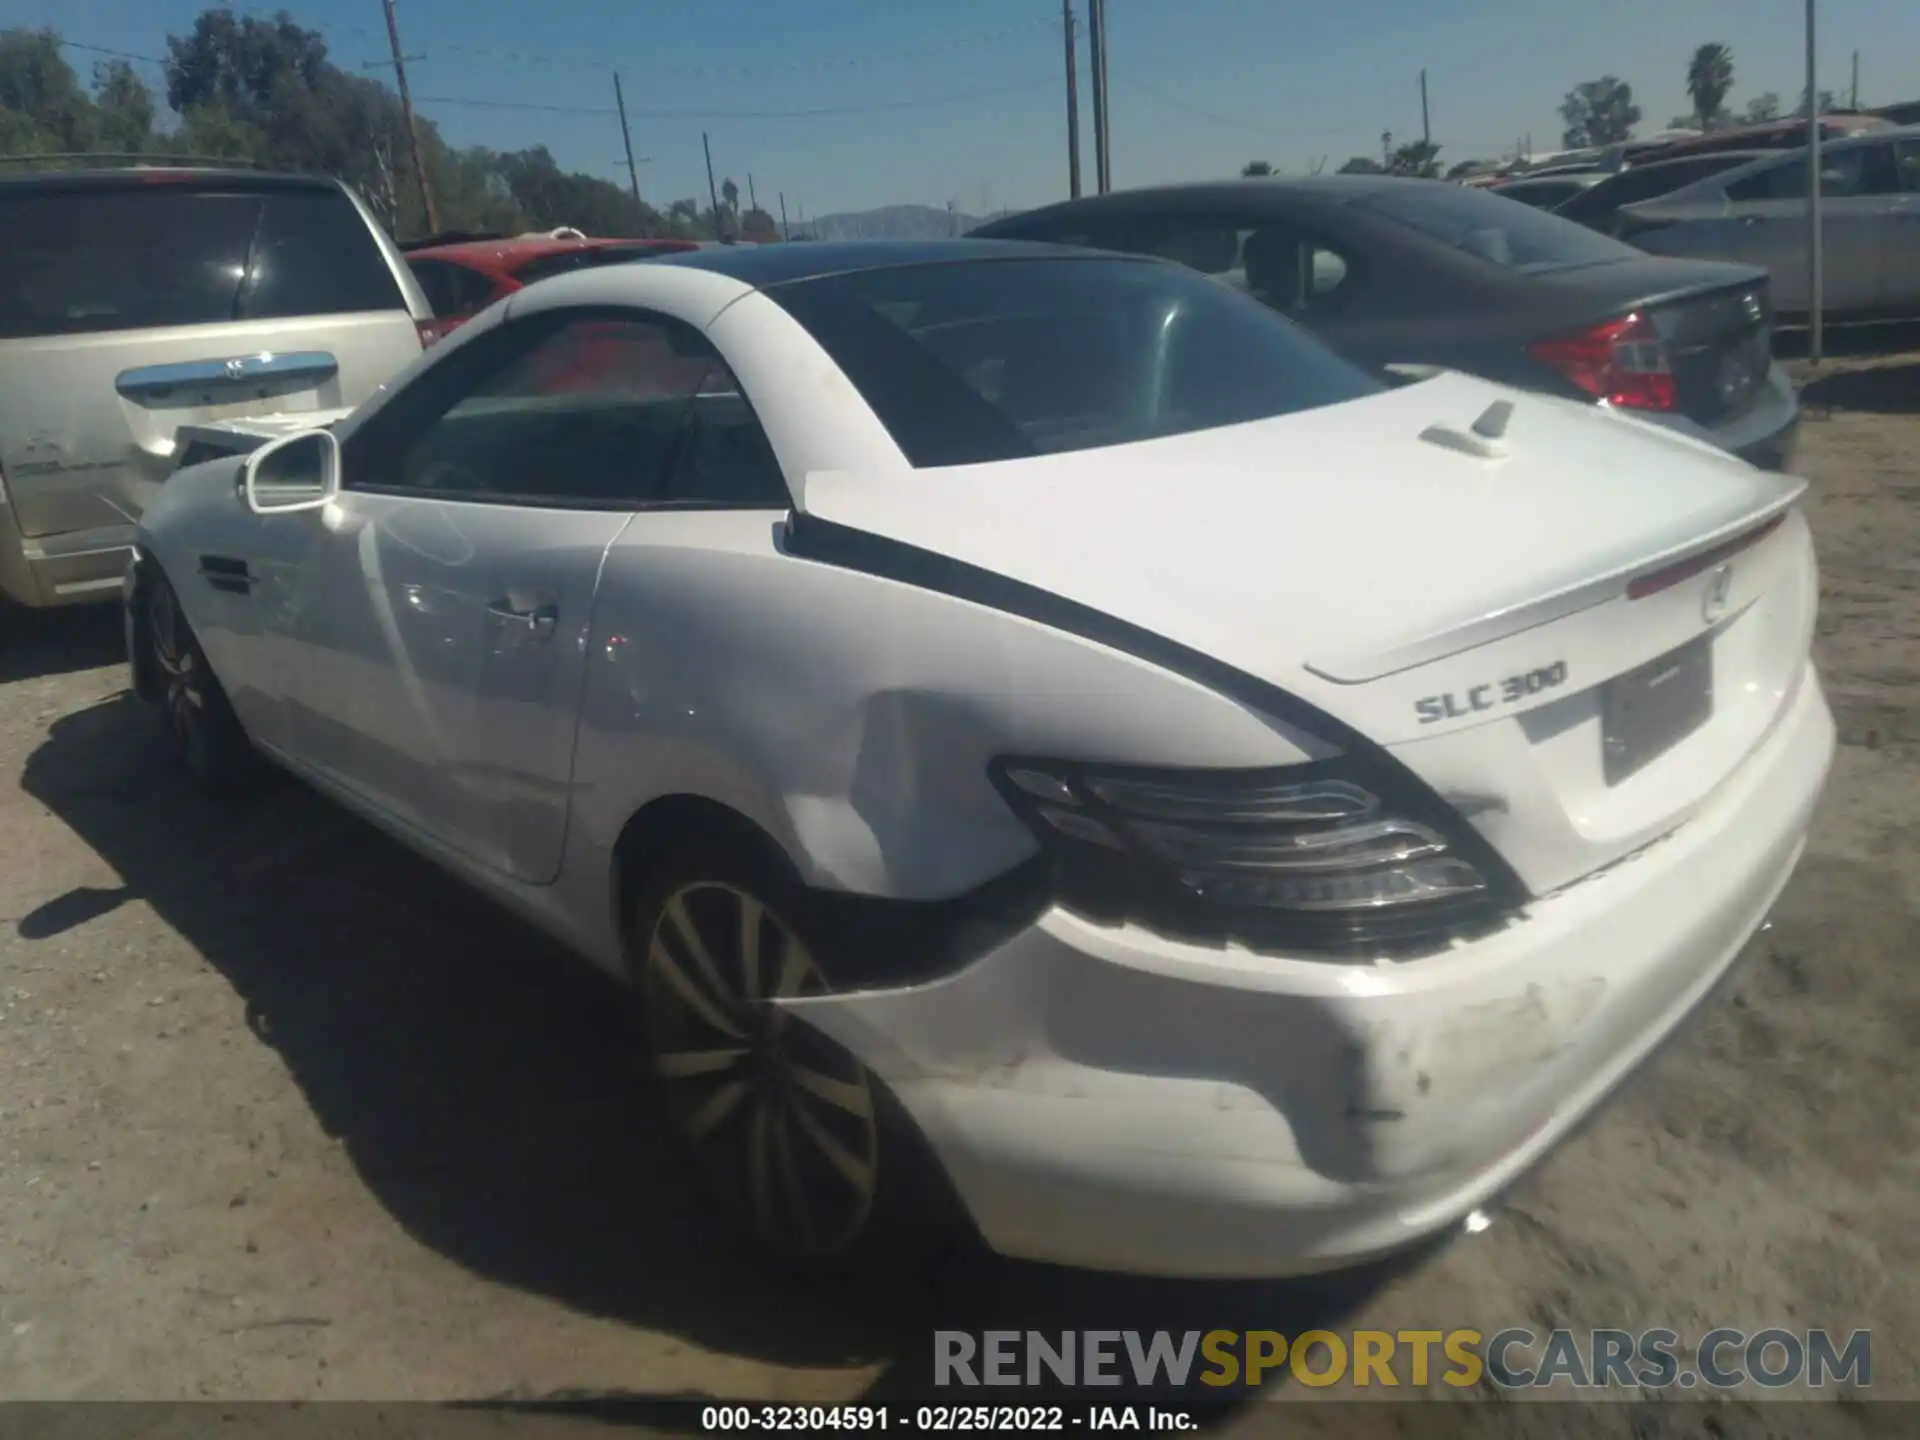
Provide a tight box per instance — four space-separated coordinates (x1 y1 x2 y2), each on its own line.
0 499 134 609
1640 362 1800 471
782 667 1834 1278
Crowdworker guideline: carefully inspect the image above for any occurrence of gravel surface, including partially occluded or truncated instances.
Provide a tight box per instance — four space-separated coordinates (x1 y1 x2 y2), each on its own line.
0 356 1914 1430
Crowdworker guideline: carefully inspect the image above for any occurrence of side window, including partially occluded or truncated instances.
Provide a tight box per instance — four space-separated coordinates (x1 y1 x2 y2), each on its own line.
667 362 790 507
1239 226 1357 316
1728 146 1883 202
239 189 406 320
1899 140 1920 194
408 260 462 317
350 308 715 506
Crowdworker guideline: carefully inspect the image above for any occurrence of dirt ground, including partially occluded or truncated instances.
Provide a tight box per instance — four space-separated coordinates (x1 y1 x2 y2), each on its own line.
0 350 1916 1429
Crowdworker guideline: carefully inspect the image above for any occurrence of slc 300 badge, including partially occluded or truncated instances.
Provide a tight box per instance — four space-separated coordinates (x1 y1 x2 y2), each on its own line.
1416 660 1569 724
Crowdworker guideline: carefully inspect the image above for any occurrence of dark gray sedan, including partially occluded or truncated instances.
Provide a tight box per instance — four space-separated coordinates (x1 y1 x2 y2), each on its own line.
972 177 1798 470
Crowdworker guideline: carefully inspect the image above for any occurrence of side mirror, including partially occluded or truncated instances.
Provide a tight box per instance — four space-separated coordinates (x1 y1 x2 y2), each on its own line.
243 429 340 515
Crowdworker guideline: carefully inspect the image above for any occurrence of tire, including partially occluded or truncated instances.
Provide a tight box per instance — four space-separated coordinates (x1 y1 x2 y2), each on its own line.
628 831 970 1283
143 570 258 794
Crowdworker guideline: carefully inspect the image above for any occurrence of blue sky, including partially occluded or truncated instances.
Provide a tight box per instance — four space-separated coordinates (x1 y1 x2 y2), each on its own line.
27 0 1920 219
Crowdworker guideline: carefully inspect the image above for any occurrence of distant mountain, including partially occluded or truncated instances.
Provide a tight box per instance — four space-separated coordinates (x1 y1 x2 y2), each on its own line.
800 203 1012 241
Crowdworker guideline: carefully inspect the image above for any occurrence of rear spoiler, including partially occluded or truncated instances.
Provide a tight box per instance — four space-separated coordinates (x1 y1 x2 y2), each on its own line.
1305 481 1806 684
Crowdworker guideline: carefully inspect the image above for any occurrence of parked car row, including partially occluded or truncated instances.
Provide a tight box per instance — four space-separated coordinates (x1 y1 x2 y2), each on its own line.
972 176 1800 469
1616 125 1920 319
0 153 1837 1284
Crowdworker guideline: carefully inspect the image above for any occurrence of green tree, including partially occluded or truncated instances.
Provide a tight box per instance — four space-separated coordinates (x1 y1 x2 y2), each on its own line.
739 206 779 242
1794 86 1838 118
90 59 157 152
1685 43 1735 130
1337 155 1383 174
1387 139 1441 177
0 28 98 153
1743 91 1781 123
1241 159 1273 177
1559 76 1641 147
1 10 678 242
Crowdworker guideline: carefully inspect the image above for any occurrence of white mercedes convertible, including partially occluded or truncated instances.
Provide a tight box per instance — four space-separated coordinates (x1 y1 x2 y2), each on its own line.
125 239 1833 1278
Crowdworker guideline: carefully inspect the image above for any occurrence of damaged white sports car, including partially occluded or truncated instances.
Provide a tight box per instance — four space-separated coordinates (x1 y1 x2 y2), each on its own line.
126 240 1833 1278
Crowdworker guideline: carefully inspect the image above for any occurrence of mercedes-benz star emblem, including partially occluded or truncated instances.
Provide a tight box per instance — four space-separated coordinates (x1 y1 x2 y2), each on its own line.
1703 563 1733 624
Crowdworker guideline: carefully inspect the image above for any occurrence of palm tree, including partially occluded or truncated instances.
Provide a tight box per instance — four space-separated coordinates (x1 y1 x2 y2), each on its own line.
1241 160 1274 177
1686 43 1735 130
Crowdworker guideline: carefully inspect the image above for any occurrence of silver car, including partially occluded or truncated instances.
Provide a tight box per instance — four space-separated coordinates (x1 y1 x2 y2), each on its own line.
1617 125 1920 317
0 166 430 608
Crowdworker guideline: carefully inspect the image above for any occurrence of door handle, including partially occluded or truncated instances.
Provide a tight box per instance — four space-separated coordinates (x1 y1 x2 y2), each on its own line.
487 597 559 640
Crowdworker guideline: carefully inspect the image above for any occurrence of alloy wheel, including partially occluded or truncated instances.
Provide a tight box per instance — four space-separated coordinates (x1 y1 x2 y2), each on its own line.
147 580 205 755
641 881 881 1257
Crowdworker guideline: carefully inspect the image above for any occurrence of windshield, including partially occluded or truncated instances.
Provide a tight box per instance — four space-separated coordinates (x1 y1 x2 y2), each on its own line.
765 256 1382 468
1358 182 1642 275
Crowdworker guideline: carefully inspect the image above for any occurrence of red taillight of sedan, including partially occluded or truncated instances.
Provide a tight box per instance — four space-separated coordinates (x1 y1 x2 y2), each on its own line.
1528 312 1677 412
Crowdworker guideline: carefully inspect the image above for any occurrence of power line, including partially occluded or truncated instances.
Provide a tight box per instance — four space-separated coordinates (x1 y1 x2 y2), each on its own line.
58 40 166 66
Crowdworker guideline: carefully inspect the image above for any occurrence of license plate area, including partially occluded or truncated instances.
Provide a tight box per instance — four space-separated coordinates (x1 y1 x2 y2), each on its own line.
1601 633 1714 786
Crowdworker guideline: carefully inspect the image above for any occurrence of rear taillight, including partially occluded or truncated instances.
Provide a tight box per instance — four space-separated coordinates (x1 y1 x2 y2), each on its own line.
1528 311 1676 412
989 757 1515 957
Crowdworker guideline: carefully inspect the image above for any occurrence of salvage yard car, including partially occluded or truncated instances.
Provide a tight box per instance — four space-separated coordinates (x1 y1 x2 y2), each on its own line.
1617 125 1920 320
0 165 432 609
973 177 1801 471
125 241 1833 1278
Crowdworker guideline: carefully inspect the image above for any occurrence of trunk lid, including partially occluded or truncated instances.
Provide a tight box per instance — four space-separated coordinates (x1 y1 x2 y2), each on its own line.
797 370 1814 894
1524 256 1777 429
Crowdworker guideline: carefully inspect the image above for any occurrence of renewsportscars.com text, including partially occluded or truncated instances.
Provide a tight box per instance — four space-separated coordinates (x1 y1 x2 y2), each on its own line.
933 1328 1872 1391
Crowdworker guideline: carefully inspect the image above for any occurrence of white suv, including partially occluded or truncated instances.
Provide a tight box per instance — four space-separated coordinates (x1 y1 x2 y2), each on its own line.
0 165 431 608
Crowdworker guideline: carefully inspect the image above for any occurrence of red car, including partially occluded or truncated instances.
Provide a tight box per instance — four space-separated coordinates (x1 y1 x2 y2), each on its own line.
401 228 702 344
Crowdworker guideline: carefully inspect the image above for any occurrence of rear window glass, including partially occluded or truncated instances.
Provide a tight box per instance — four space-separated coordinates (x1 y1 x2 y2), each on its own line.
767 256 1381 468
1357 182 1640 274
0 185 401 339
240 189 403 319
0 188 257 339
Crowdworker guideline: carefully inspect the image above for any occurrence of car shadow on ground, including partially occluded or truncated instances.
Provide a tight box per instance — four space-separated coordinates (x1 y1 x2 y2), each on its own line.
1796 361 1920 417
0 601 124 683
19 690 1421 1413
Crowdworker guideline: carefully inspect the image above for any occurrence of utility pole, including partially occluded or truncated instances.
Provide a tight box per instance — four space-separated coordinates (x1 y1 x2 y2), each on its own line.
1806 0 1823 365
747 173 759 227
778 191 790 241
1062 0 1083 198
1382 130 1393 167
380 0 438 233
1850 49 1859 109
1086 0 1109 193
1095 0 1112 189
702 131 724 241
1420 69 1431 150
613 73 642 211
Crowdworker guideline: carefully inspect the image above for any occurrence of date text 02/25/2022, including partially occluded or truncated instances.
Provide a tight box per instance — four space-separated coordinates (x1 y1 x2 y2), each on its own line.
700 1404 1198 1432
